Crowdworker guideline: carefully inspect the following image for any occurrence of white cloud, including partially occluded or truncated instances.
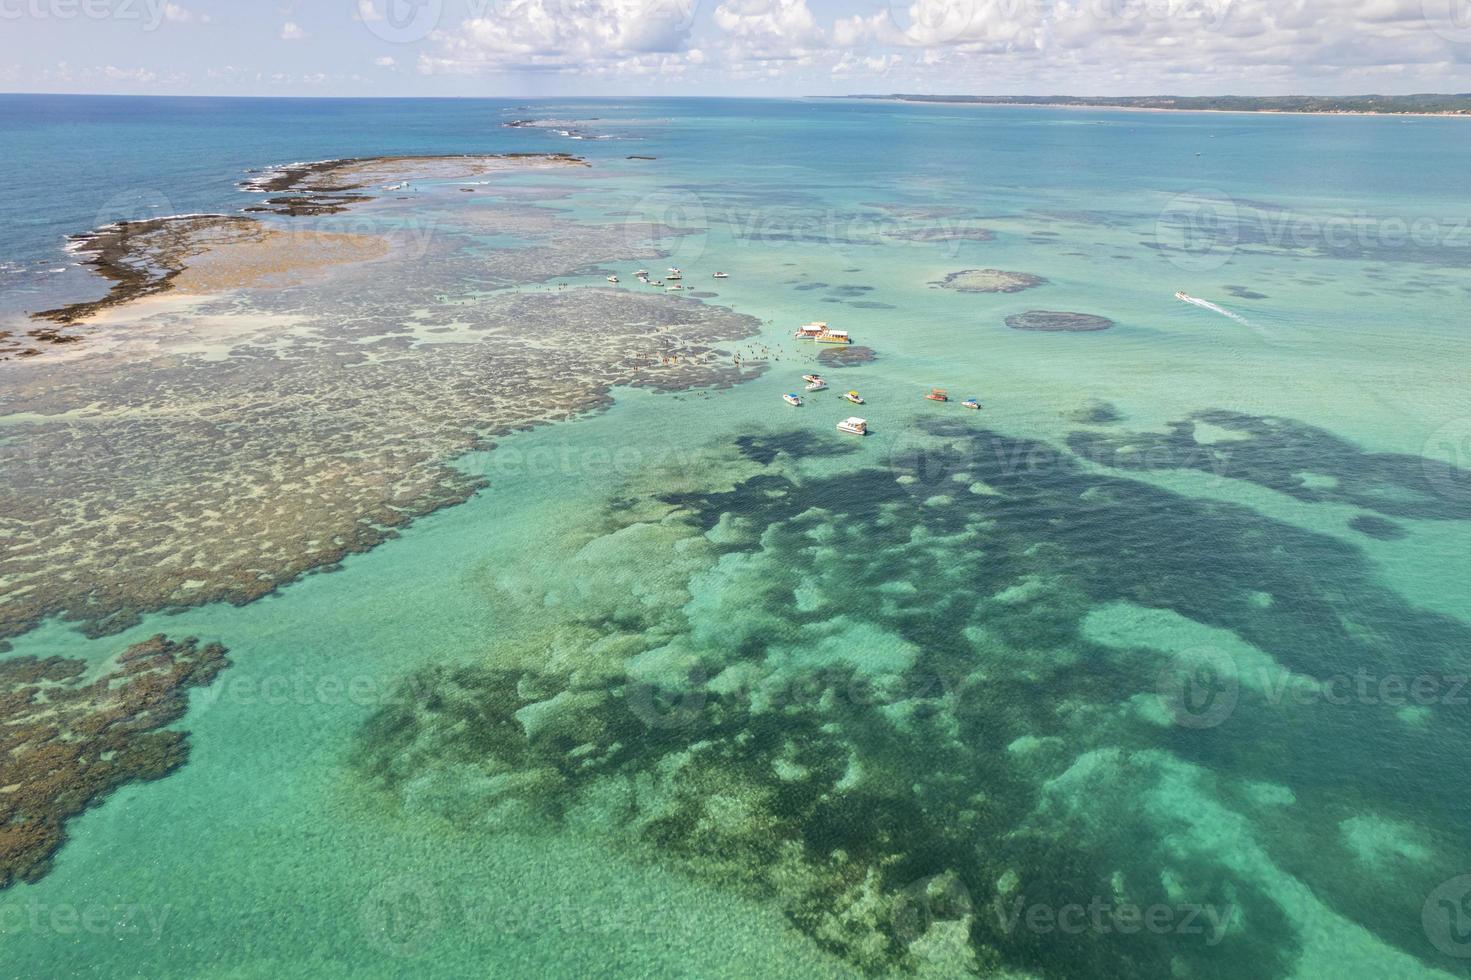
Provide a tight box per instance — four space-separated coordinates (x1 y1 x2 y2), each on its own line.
713 0 827 63
280 21 308 41
374 56 397 67
161 3 209 23
356 0 383 21
420 0 700 74
818 0 1471 89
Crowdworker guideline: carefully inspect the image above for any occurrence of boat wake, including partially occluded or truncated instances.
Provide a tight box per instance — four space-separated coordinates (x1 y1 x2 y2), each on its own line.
1175 290 1250 325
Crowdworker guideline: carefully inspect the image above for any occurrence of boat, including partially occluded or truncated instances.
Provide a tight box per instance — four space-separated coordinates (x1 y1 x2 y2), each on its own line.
806 380 828 392
794 322 827 339
844 391 864 405
783 393 803 407
802 374 824 384
666 285 684 291
961 398 981 410
666 268 683 281
1174 290 1191 302
636 270 648 276
606 276 620 283
713 272 729 279
925 388 949 402
837 417 868 436
815 328 851 345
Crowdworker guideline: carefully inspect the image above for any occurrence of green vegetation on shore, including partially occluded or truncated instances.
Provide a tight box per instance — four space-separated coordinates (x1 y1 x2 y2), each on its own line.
843 93 1471 115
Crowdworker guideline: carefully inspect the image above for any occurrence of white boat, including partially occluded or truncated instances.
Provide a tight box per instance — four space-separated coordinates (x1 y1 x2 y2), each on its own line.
844 391 864 405
666 268 683 281
794 322 827 339
607 276 620 283
783 393 803 407
802 374 824 384
713 272 729 279
806 380 828 392
961 398 981 410
666 285 684 291
837 417 868 436
636 270 648 276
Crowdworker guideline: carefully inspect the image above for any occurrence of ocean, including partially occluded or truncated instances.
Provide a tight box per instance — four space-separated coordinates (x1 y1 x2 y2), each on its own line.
2 94 1470 978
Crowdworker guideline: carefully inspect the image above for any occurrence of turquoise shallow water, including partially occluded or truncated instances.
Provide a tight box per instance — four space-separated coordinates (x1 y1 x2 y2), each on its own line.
3 96 1471 978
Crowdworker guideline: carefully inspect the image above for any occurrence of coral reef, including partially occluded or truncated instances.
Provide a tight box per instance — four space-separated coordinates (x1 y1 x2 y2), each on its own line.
31 215 259 327
240 154 586 216
1004 311 1114 332
930 270 1047 294
818 345 878 368
0 635 228 888
353 415 1471 976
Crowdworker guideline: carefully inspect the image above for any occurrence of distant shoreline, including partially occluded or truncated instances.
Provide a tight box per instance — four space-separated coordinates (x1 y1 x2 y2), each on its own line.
836 95 1471 119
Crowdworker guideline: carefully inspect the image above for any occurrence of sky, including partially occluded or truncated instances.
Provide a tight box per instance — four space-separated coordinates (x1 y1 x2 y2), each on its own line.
2 0 1470 97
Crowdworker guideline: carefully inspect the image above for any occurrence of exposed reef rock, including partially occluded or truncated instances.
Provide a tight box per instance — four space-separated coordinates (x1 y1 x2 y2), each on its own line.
240 153 586 216
1005 310 1114 332
0 635 228 888
31 215 258 326
930 269 1047 293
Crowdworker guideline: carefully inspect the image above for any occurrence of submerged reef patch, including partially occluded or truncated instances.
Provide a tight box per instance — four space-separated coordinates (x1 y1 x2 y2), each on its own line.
931 269 1047 294
0 635 228 888
1005 310 1114 332
0 288 762 643
1067 410 1471 521
817 345 878 368
355 416 1471 976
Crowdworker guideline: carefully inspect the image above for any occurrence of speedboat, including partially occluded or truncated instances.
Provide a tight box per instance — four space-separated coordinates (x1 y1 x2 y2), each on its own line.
961 398 981 410
802 374 824 384
713 272 729 279
806 380 828 392
667 268 683 281
925 388 949 402
837 417 868 436
606 276 620 283
844 391 864 405
783 393 803 407
666 284 684 291
636 270 648 277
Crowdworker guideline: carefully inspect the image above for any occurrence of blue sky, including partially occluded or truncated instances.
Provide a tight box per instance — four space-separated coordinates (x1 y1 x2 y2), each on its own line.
2 0 1470 96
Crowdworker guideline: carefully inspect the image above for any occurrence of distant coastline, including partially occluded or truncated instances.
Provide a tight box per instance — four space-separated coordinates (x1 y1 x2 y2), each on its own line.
836 93 1471 117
